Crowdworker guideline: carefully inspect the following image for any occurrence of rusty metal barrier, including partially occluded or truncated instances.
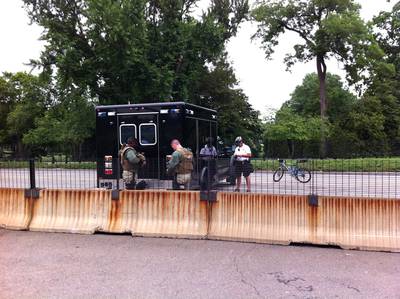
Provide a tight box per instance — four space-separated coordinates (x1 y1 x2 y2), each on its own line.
0 188 33 230
105 190 208 238
208 192 400 252
29 189 111 234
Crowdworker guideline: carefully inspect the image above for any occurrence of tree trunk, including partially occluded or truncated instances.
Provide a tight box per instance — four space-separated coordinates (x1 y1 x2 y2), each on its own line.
15 138 25 159
316 55 328 158
287 140 295 158
78 143 82 162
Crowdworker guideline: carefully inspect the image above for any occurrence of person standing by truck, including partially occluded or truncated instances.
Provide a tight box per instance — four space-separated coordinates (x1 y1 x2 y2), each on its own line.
233 136 253 192
167 139 194 190
200 137 217 158
119 137 146 190
200 137 217 189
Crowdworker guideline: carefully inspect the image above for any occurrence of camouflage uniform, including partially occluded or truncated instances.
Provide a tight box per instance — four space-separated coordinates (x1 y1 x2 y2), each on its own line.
167 147 194 190
120 145 145 189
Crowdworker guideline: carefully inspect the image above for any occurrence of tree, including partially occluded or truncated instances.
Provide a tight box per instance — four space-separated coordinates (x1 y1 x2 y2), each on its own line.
285 72 357 157
191 54 263 153
264 106 326 157
344 96 389 156
374 2 400 76
265 71 395 157
0 72 48 157
23 87 95 159
24 0 253 158
23 0 249 104
0 72 94 159
251 0 385 156
371 2 400 154
19 0 251 157
0 75 17 147
288 73 356 122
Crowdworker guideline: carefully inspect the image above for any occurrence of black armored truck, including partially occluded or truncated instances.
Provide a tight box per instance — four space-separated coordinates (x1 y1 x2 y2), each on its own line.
95 102 234 189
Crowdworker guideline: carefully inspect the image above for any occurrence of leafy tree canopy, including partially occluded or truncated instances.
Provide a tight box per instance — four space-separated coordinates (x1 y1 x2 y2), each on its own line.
192 54 263 152
287 72 356 122
0 72 49 156
251 0 385 87
23 0 249 104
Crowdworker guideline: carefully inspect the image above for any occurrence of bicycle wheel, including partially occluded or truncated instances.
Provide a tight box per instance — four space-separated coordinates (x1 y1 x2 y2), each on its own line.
273 168 285 182
295 168 311 183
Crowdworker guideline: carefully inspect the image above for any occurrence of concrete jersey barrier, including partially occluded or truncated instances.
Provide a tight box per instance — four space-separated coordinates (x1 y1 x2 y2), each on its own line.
106 190 208 238
316 196 400 252
0 188 399 252
26 189 207 238
29 189 112 234
208 193 310 245
209 192 400 252
0 188 33 230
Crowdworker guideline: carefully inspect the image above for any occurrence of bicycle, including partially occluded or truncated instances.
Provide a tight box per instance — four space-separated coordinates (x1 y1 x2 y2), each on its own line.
273 159 311 183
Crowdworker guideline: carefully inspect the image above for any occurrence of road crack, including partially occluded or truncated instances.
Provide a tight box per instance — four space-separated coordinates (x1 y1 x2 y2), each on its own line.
233 256 262 298
268 272 314 293
347 285 360 293
325 277 361 294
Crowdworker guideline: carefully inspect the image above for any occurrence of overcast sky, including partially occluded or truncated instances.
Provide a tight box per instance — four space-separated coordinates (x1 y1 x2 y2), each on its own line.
0 1 396 114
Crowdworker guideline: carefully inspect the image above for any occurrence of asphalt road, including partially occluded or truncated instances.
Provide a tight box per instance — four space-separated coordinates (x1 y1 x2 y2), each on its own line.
0 229 399 298
1 169 399 198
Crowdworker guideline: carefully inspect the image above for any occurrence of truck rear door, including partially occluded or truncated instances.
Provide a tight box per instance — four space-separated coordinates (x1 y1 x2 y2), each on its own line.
118 112 159 179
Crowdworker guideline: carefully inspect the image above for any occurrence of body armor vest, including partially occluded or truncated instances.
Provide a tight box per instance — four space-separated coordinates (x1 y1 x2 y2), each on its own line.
120 146 136 171
176 148 194 174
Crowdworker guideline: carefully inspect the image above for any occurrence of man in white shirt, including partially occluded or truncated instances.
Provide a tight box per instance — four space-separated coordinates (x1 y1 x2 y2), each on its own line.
233 136 252 192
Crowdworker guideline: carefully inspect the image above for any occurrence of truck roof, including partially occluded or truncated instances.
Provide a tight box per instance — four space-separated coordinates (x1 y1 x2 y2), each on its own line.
95 102 217 113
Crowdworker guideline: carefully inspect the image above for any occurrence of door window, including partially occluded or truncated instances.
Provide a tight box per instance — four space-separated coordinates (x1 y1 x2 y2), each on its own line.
139 123 157 146
119 124 137 145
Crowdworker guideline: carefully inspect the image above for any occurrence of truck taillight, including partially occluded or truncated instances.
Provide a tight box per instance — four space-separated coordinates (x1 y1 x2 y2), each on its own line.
104 155 113 175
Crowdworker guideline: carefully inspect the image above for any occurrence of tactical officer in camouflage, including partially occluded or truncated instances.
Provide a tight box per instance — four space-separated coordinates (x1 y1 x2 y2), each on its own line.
119 137 146 190
167 139 194 190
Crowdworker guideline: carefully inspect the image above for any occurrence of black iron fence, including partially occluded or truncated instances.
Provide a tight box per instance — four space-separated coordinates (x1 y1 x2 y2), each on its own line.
1 157 399 199
0 158 97 190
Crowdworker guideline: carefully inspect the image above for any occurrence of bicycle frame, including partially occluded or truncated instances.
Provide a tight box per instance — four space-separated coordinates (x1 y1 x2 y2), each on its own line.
274 159 311 184
278 160 298 177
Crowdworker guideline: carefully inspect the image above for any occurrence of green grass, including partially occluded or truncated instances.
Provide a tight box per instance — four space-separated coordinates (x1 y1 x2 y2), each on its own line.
0 161 96 169
40 155 69 163
252 158 400 172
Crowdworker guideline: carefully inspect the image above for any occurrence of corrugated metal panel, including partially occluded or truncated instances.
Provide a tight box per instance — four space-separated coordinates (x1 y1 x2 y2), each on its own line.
105 190 208 238
29 189 111 234
0 188 32 230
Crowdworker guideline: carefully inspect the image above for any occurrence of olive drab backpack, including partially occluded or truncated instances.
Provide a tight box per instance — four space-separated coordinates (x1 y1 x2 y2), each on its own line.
177 148 194 174
120 146 144 170
120 146 135 171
